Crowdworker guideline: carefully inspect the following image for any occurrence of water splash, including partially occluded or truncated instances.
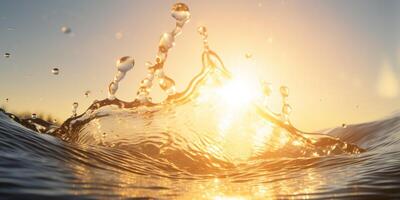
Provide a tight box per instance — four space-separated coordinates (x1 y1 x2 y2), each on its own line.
108 56 134 100
6 2 363 170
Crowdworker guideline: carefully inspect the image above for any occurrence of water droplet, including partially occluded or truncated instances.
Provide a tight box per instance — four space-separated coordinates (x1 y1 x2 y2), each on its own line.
72 102 79 117
171 3 191 24
159 76 176 95
159 33 175 52
84 90 91 97
140 78 152 88
4 53 10 58
245 53 253 59
116 56 134 73
147 71 155 81
31 113 37 119
52 67 59 75
61 26 71 34
136 87 150 102
280 86 289 97
114 71 126 82
156 52 167 63
155 69 165 78
197 26 208 37
342 123 347 128
108 82 118 99
282 104 292 115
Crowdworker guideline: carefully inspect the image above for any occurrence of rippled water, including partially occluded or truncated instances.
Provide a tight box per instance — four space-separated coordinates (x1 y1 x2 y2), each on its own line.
1 107 400 199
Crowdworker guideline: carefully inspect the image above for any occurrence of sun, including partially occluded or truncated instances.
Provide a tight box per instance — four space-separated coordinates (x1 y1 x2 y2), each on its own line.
217 72 261 110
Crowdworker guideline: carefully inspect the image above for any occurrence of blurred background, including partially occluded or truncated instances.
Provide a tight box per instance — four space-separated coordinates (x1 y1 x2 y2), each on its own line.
1 0 400 131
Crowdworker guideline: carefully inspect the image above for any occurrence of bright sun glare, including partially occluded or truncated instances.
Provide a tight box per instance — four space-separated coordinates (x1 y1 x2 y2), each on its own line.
218 72 261 109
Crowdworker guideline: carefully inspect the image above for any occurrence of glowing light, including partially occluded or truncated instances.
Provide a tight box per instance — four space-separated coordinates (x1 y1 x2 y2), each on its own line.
217 73 261 110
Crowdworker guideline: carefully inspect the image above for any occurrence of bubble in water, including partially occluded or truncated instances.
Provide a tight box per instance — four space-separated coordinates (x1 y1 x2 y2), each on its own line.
245 53 253 59
61 26 71 34
31 113 37 119
159 33 175 52
52 67 59 75
171 3 191 24
4 53 10 58
280 86 289 97
116 56 134 73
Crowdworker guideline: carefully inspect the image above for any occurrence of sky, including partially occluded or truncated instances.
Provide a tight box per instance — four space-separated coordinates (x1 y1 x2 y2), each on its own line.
1 0 400 131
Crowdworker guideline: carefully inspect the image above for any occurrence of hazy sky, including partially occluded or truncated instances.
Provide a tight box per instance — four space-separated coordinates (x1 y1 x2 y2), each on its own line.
1 0 400 130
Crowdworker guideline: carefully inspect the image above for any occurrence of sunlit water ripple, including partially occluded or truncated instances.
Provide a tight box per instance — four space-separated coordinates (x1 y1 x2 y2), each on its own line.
1 105 400 199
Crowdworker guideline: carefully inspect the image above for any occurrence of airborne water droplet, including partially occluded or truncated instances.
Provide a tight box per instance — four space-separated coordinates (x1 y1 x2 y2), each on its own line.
197 26 207 37
280 86 289 97
84 90 91 97
108 82 118 99
282 104 292 115
72 102 79 117
159 33 175 52
52 67 59 75
171 3 191 24
61 26 71 34
31 113 37 119
245 53 253 59
116 56 134 73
